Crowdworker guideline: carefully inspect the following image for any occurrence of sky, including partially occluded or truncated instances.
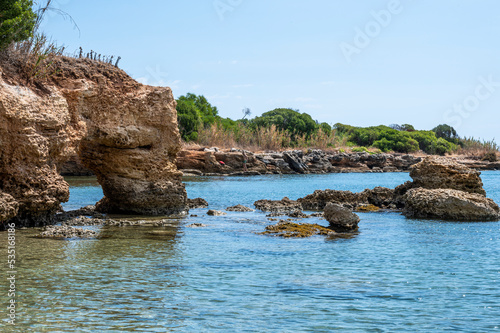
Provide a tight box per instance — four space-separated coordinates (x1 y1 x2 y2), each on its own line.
39 0 500 142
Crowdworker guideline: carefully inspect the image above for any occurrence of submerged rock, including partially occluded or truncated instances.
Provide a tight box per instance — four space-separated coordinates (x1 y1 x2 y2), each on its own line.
260 220 335 238
254 197 302 213
403 188 500 221
62 216 105 226
226 204 254 212
38 225 99 239
324 203 360 232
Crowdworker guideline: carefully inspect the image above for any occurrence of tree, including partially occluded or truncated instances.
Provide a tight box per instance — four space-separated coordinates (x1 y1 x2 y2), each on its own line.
241 107 251 119
432 124 458 141
0 0 37 50
176 93 220 141
251 108 318 140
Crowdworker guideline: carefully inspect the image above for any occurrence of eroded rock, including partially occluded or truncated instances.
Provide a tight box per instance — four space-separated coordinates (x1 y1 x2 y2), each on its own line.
410 156 486 195
0 57 187 227
403 188 500 221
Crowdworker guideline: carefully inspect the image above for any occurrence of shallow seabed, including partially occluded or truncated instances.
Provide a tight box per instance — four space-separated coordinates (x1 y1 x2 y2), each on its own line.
1 172 500 332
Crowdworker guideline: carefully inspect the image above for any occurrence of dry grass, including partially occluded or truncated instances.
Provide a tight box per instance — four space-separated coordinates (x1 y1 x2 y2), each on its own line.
194 123 345 151
452 137 499 159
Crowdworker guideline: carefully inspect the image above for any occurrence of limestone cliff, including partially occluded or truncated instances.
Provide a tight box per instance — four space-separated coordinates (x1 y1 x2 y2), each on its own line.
0 56 187 228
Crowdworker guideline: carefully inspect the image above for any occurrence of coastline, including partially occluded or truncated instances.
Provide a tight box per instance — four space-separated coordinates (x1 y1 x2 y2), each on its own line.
60 147 500 177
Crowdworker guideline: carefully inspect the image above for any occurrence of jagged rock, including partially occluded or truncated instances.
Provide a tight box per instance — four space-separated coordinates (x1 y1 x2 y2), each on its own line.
283 151 308 173
324 203 360 232
1 56 187 227
410 156 486 195
207 210 226 216
226 204 254 212
0 192 19 223
38 225 99 239
403 188 500 221
254 197 302 213
187 198 209 209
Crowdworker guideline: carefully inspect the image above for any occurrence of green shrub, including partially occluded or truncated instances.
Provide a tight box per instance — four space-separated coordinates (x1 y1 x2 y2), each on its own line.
0 0 37 50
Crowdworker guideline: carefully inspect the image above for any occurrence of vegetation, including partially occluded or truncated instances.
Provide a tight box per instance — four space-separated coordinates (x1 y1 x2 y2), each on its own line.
0 0 37 50
177 93 498 158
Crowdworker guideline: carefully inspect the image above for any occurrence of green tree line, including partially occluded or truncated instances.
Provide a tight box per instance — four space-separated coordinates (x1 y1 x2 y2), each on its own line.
176 93 480 155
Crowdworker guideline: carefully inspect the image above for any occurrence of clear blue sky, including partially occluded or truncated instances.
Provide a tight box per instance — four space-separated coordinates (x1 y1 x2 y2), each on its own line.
40 0 500 141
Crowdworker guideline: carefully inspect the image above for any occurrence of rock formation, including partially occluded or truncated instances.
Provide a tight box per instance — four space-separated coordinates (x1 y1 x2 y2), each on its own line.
0 56 187 228
401 157 499 221
403 188 499 221
409 156 486 195
324 203 360 232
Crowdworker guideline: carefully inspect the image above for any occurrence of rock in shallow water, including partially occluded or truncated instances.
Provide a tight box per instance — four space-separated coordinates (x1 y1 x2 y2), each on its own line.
260 220 335 238
403 188 500 221
207 210 227 216
324 203 360 232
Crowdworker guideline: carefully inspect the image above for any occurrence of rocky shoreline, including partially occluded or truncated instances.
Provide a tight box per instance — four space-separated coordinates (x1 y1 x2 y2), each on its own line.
60 147 500 177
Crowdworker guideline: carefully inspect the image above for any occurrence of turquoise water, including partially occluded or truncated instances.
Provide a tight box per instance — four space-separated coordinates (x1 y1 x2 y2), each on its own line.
1 172 500 332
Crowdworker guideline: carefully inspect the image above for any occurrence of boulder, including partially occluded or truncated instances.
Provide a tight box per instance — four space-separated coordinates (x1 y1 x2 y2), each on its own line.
254 197 302 213
324 203 360 232
403 188 500 221
298 189 367 210
410 156 486 195
283 151 308 173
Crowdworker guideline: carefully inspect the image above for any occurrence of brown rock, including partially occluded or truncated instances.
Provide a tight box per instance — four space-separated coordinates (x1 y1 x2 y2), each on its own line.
324 203 360 232
410 156 486 195
0 56 187 227
403 188 500 221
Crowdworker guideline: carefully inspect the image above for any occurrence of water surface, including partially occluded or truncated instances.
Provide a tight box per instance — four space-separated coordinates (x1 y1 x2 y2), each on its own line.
1 172 499 332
